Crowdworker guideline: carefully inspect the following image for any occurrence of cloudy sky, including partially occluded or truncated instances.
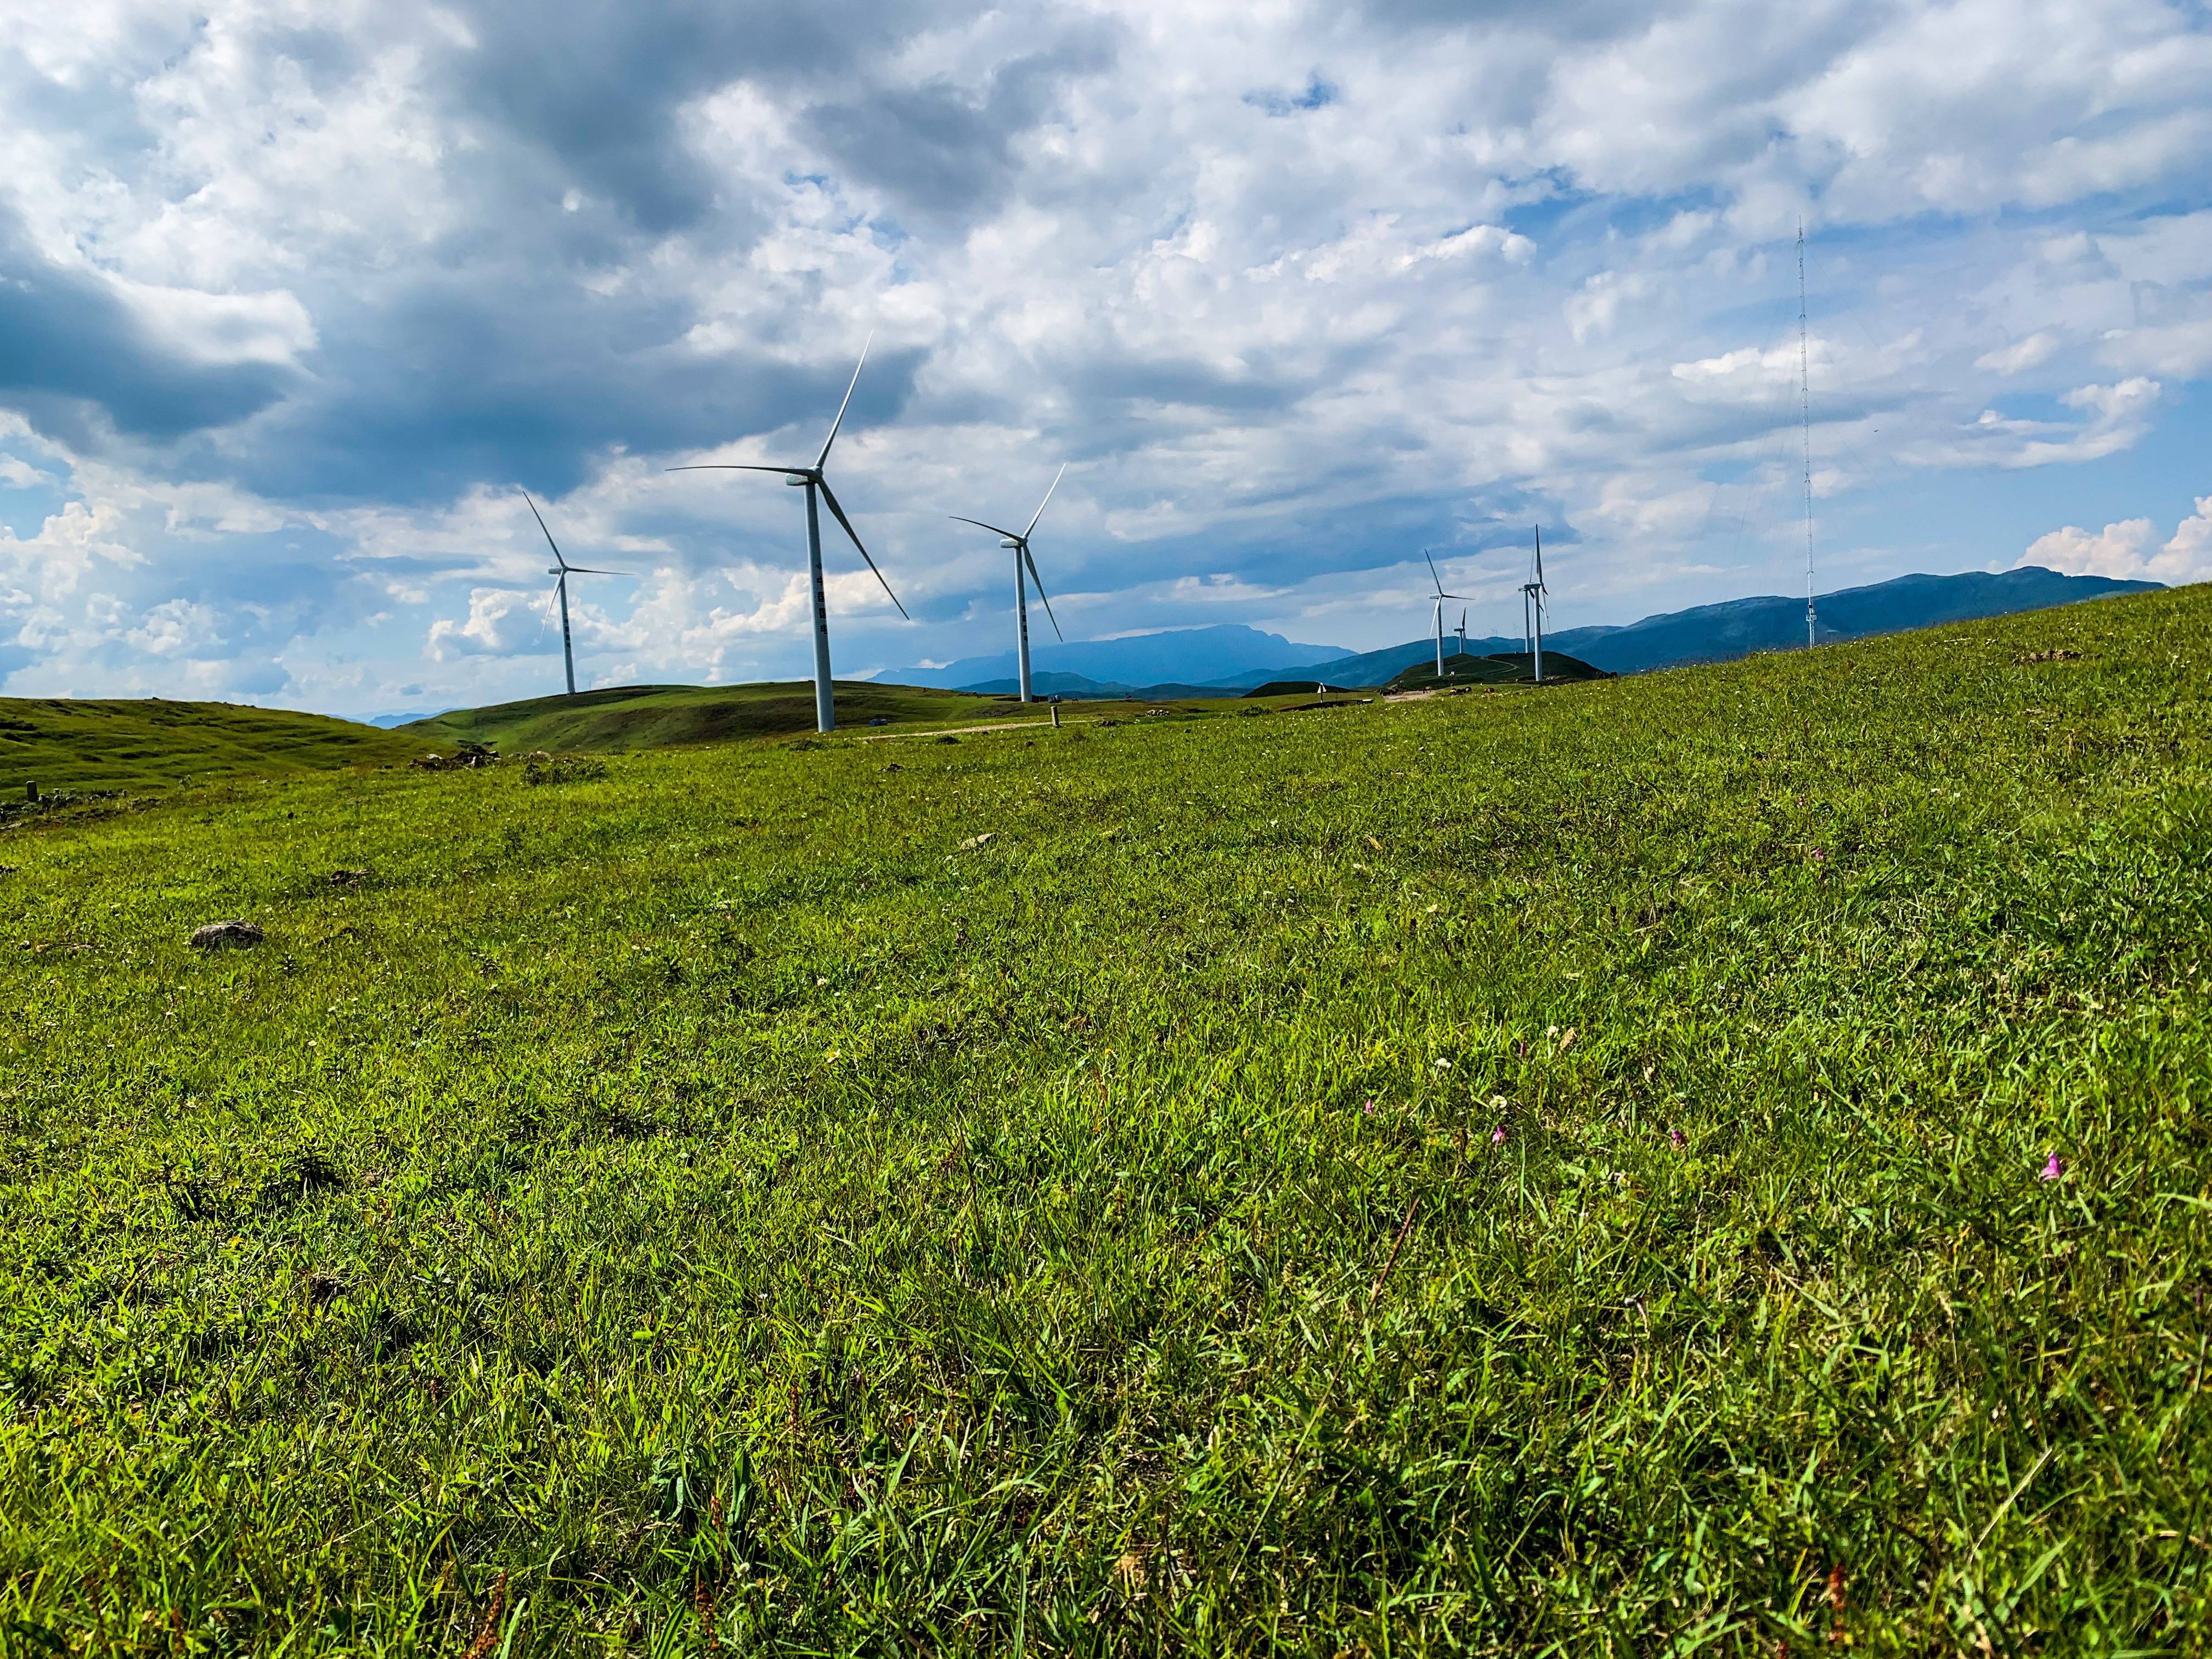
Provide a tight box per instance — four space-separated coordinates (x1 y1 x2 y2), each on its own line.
2 0 2209 715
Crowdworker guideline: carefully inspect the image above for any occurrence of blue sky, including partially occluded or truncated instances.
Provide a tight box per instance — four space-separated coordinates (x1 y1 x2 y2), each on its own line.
1 0 2208 716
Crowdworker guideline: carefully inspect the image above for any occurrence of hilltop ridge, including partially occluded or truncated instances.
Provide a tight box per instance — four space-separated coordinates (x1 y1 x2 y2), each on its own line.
1197 566 2159 691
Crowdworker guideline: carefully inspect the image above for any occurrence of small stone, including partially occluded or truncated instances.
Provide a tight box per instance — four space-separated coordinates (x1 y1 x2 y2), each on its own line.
190 919 264 951
958 832 995 851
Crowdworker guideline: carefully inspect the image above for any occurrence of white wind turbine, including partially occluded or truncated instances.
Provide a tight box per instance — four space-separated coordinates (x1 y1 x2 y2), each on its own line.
1454 608 1469 659
521 490 630 697
949 464 1066 703
1520 526 1549 685
1424 551 1474 678
666 337 907 734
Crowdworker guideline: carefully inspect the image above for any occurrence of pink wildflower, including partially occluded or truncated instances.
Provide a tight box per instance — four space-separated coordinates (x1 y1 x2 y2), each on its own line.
2040 1153 2063 1181
1363 1100 1375 1116
1669 1128 1685 1148
1491 1125 1507 1146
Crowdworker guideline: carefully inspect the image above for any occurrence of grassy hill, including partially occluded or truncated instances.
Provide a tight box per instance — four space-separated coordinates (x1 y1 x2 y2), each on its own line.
1385 650 1607 690
400 680 1048 753
0 680 1363 802
1207 567 2159 689
3 588 2209 1652
0 696 419 793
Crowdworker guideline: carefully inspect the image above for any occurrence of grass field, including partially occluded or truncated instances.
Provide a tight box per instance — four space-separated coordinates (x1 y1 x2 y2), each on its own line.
3 589 2209 1655
406 682 1384 756
0 681 1273 801
0 699 422 794
401 682 1055 755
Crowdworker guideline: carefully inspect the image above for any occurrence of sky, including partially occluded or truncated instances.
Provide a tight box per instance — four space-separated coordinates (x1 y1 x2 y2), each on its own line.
2 0 2209 718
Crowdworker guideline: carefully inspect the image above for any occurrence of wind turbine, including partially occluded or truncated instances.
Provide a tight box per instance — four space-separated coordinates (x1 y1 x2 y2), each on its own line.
1521 527 1549 685
667 337 907 734
1424 551 1474 678
521 490 629 697
949 464 1066 704
1454 609 1468 658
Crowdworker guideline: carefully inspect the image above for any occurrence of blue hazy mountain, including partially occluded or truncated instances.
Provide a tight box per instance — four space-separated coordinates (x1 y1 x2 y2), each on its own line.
894 624 1349 691
1198 567 2162 690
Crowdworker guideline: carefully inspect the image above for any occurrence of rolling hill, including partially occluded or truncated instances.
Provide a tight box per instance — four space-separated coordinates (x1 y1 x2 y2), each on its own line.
1199 566 2162 691
399 680 1045 753
1384 651 1607 690
0 697 420 793
3 570 2161 794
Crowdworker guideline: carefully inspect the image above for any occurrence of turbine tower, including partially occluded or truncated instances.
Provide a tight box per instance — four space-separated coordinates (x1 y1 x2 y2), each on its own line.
522 490 628 697
1454 608 1469 658
950 464 1067 703
1521 526 1549 685
1424 551 1474 678
667 338 907 734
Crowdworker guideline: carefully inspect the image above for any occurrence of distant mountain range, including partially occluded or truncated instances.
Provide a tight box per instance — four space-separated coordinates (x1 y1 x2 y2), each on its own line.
904 568 2159 698
896 623 1346 691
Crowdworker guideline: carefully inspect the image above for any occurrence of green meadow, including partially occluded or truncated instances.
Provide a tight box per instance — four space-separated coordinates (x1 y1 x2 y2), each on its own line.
0 685 1057 798
0 699 421 796
2 588 2209 1655
400 682 1053 757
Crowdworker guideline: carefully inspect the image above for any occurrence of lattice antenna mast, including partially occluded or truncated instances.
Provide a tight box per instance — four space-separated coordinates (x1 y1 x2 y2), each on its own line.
1798 221 1816 649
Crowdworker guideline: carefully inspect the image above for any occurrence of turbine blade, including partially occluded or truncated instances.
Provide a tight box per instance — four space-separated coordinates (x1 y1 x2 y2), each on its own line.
817 477 908 620
816 332 873 471
1023 545 1063 641
561 566 631 577
664 464 809 476
1023 462 1067 539
1424 548 1445 596
949 515 1025 540
521 490 567 571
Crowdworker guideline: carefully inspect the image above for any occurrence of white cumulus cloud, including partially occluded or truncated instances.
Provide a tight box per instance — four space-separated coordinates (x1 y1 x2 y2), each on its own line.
2021 496 2212 584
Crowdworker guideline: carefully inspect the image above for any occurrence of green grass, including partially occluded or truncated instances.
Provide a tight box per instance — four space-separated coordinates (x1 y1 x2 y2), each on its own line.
0 698 421 794
3 589 2209 1655
1385 653 1605 691
401 681 1053 753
